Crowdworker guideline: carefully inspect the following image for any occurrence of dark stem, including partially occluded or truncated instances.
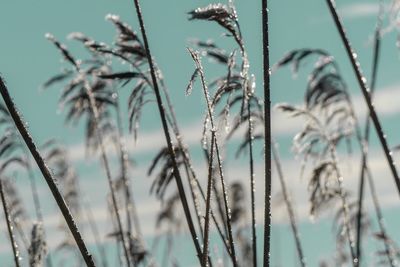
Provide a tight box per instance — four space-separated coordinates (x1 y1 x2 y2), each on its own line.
366 162 396 265
247 100 257 267
326 0 400 197
202 130 216 267
0 179 20 267
131 0 202 262
26 163 43 222
355 5 384 264
272 142 306 267
0 76 96 267
188 48 238 267
262 0 272 266
83 79 131 267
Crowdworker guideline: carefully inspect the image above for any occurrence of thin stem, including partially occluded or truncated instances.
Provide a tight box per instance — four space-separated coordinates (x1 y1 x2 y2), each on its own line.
202 130 216 267
356 3 387 264
131 0 202 262
326 0 400 197
25 151 53 267
0 179 20 267
261 0 272 266
366 162 397 265
329 146 357 266
83 79 131 267
159 78 205 241
115 94 146 247
83 199 109 267
247 100 257 267
0 76 96 267
26 164 43 222
272 142 306 267
188 48 238 267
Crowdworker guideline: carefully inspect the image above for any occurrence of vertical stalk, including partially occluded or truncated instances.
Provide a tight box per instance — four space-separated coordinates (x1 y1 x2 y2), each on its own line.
261 0 272 266
83 79 131 267
84 199 109 267
202 130 216 267
0 179 20 267
159 79 205 241
26 164 43 222
325 0 400 197
115 94 144 242
0 76 96 267
188 48 238 267
131 0 203 262
329 146 357 266
247 100 257 267
272 142 306 267
355 3 388 264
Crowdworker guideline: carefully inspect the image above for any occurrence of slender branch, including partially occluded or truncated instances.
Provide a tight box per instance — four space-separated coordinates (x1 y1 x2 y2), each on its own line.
0 76 96 267
188 48 238 267
83 198 109 267
272 142 306 267
329 146 357 266
131 0 203 262
83 79 131 267
247 100 257 267
159 78 205 241
355 3 391 264
325 0 400 197
261 0 272 266
202 130 216 267
366 161 397 265
0 179 20 267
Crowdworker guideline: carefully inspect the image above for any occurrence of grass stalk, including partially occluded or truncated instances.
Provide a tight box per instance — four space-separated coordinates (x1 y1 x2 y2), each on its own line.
261 0 272 266
159 79 205 241
272 141 306 267
83 199 109 267
0 179 21 267
355 4 388 264
329 146 357 266
247 99 257 267
82 79 131 267
188 48 238 267
115 94 145 244
0 76 96 267
131 0 203 262
325 0 400 197
202 130 216 267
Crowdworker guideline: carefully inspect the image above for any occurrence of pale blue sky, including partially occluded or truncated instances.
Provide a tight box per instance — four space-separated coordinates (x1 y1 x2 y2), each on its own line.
1 0 400 266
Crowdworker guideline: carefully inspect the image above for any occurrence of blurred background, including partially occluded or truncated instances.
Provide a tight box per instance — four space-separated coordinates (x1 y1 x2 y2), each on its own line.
1 0 400 266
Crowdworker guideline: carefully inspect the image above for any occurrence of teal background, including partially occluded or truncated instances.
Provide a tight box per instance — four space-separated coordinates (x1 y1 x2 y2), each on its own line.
1 0 400 266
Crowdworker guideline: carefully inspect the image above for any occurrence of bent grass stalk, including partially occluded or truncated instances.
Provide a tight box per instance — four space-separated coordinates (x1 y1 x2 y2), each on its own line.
131 0 203 262
0 76 96 267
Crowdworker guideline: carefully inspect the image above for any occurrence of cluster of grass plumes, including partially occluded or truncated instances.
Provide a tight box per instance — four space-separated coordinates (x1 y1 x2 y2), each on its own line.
3 0 400 266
